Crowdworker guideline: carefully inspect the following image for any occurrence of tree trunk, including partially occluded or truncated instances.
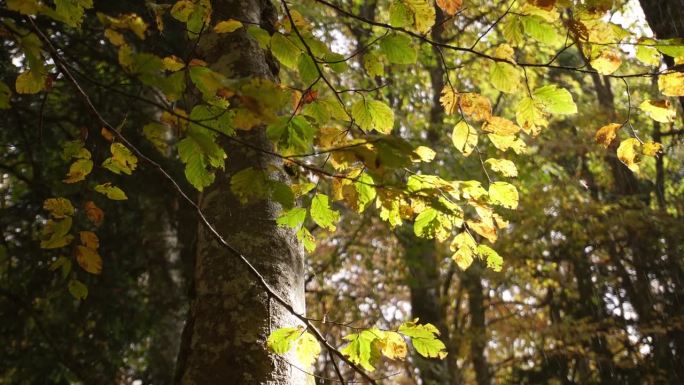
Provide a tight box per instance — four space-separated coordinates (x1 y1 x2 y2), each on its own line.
174 1 306 384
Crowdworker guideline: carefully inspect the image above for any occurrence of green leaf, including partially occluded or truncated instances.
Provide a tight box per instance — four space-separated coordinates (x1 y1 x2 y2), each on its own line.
54 0 94 27
271 33 301 69
297 227 316 252
143 123 170 153
189 104 234 135
16 69 46 94
488 181 518 209
63 159 93 184
533 85 577 115
310 194 339 231
398 320 447 359
351 99 394 134
94 183 128 200
477 244 503 272
267 116 316 155
639 99 676 123
380 34 417 65
230 167 269 204
267 327 302 354
276 207 307 229
178 127 226 191
389 1 412 28
247 25 271 49
295 332 321 367
68 279 88 300
451 120 478 156
522 16 562 46
298 55 319 85
485 158 518 177
341 329 384 372
355 173 376 213
490 62 521 94
413 208 438 238
40 217 74 249
636 40 661 66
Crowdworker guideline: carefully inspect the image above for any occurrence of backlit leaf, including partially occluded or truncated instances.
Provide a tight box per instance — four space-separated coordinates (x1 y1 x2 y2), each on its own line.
310 194 339 231
639 100 676 123
267 327 302 354
271 33 301 69
485 158 518 177
380 331 407 360
351 99 394 134
436 0 462 15
590 50 622 75
63 159 93 184
399 320 447 359
594 123 621 148
533 85 577 115
451 120 478 156
295 332 321 367
477 244 503 272
102 143 138 175
489 181 518 209
380 34 417 64
658 72 684 96
617 138 641 172
276 207 307 229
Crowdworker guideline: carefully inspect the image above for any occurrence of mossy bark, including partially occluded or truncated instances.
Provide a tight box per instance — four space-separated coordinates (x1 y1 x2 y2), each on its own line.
175 1 306 384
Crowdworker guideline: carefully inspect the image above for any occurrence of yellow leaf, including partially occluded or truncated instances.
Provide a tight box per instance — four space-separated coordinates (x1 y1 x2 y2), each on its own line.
487 133 516 151
63 159 94 183
642 141 662 156
439 86 458 115
485 158 518 177
75 245 102 274
483 116 521 136
658 72 684 96
450 232 477 270
16 69 46 94
413 146 436 162
102 143 138 175
489 181 518 209
590 50 622 75
79 231 99 250
459 93 492 121
40 218 74 249
214 19 243 33
104 28 125 46
617 138 641 172
466 220 497 243
295 332 321 368
639 99 676 123
43 198 74 219
594 123 621 148
95 183 128 200
404 0 435 34
451 120 478 156
380 331 407 360
436 0 462 15
516 97 547 136
162 55 185 72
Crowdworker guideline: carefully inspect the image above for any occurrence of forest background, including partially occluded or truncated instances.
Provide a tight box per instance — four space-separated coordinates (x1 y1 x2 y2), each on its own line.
1 0 684 384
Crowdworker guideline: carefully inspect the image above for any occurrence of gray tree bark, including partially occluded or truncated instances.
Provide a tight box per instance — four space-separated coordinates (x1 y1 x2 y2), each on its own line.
174 1 306 384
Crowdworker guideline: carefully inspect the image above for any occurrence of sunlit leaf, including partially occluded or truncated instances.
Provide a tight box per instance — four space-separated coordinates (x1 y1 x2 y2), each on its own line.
351 99 394 134
399 320 447 359
451 120 478 156
485 158 518 177
658 72 684 96
488 181 518 209
214 19 243 33
617 138 641 172
310 194 339 231
594 123 621 148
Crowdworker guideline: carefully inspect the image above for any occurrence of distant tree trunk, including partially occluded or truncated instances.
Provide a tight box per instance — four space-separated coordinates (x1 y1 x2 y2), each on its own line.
174 1 306 384
463 263 491 385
